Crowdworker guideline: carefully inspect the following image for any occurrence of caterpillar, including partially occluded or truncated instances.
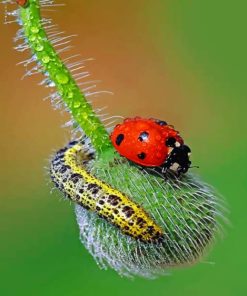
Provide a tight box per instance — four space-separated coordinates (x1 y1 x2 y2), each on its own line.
51 138 163 243
4 0 226 278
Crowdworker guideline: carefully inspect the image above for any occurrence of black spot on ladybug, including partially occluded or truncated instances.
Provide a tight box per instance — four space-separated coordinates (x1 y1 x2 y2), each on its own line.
138 131 149 142
137 152 146 160
166 137 176 147
115 134 124 146
155 120 167 126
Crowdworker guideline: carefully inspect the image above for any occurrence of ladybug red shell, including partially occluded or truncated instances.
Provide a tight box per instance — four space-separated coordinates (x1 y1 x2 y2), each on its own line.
110 117 191 174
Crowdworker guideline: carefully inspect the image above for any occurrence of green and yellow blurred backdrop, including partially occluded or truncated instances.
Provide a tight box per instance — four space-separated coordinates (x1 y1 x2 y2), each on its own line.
0 1 246 295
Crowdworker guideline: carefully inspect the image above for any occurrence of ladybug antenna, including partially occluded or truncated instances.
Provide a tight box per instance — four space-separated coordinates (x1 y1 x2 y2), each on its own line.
189 165 200 169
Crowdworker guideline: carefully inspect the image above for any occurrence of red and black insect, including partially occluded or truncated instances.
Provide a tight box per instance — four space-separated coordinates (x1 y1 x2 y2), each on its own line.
110 117 191 175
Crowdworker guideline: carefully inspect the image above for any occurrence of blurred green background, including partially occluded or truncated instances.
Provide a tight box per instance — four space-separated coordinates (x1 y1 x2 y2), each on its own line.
0 0 246 295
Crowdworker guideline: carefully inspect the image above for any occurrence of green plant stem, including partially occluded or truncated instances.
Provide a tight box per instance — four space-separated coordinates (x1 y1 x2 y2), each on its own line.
19 0 112 153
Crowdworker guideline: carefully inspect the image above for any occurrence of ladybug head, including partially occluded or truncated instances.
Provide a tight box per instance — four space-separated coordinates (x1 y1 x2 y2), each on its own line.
163 144 192 175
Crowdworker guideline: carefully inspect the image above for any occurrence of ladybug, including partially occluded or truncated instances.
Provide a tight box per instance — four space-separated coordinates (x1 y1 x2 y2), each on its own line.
110 117 191 175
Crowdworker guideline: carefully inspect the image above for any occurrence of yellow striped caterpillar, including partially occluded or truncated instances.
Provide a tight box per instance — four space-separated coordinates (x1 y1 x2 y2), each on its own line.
51 139 163 243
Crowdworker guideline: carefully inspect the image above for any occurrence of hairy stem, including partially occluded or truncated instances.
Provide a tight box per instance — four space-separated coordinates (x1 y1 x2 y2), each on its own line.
19 0 112 153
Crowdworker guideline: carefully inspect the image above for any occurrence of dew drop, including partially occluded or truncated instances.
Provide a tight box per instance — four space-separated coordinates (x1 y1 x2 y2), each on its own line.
29 35 36 42
73 101 81 108
67 92 74 99
42 56 50 64
31 26 39 33
56 73 69 84
83 113 88 119
35 44 44 52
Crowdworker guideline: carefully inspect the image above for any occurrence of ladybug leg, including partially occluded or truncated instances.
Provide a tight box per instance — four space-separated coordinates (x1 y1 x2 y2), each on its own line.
161 168 169 180
163 147 177 170
161 167 167 174
161 166 169 178
161 153 175 177
177 165 189 176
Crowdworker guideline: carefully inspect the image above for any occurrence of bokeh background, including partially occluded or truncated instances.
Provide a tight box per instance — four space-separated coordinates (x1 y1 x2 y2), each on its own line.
0 0 246 295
